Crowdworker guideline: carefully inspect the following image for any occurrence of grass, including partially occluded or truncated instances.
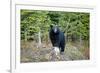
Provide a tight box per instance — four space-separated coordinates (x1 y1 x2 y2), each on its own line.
21 40 89 63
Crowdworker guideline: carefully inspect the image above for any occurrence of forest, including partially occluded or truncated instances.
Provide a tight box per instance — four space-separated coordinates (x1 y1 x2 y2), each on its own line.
20 9 90 62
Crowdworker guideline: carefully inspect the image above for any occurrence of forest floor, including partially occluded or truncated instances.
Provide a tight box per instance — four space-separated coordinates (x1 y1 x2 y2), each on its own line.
21 41 89 63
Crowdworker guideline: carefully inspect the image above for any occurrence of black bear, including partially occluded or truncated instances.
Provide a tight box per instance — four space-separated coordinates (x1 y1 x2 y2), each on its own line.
49 24 65 55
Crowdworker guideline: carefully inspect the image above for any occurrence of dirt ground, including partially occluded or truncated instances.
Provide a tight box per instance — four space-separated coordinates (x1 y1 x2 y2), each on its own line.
21 41 89 63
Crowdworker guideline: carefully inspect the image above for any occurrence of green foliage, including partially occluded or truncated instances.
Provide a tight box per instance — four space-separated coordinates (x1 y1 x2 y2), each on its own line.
21 10 89 41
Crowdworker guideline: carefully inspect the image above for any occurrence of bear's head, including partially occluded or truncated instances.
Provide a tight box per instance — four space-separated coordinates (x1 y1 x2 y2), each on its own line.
50 24 60 34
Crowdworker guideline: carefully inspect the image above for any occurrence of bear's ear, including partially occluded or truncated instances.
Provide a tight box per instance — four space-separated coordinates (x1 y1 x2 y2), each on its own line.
50 24 53 28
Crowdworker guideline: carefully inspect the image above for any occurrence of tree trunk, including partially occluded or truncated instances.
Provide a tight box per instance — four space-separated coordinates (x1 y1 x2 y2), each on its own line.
24 30 27 41
80 35 82 46
38 30 41 47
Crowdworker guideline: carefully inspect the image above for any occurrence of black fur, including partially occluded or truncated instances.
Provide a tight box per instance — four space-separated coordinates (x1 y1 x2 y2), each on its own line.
49 25 65 53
